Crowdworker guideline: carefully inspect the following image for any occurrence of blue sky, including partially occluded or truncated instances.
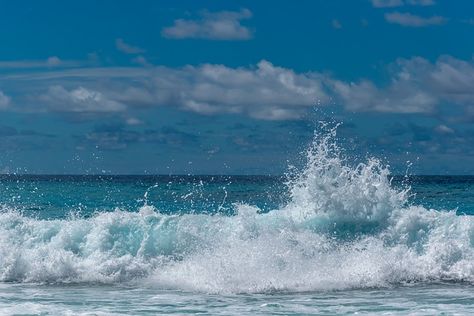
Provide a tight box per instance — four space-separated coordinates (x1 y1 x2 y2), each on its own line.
0 0 474 174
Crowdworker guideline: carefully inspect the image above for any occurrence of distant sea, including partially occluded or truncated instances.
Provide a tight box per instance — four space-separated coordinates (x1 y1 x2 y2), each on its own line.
0 133 473 315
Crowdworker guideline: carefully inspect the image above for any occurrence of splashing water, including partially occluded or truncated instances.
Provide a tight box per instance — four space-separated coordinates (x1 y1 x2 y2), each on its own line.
0 125 473 295
285 123 407 225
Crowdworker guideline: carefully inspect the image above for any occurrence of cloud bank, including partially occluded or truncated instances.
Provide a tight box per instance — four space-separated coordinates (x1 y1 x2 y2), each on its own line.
2 55 474 122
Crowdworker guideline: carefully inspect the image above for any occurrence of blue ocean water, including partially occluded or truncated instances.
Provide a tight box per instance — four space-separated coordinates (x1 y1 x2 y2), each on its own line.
1 131 474 315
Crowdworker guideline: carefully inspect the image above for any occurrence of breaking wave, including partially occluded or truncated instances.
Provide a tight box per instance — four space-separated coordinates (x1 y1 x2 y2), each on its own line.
0 125 473 294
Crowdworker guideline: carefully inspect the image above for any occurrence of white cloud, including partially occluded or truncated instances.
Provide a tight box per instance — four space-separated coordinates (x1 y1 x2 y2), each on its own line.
371 0 434 7
329 55 474 116
115 38 145 54
140 60 328 119
385 12 446 27
0 91 11 109
5 56 474 121
412 56 474 106
330 79 437 113
15 61 327 120
40 86 126 113
162 9 253 40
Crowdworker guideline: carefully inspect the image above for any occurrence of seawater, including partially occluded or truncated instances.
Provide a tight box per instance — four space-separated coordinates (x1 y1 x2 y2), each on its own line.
0 130 474 315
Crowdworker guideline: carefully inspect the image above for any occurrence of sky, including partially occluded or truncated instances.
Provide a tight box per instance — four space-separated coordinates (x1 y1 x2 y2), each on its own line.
0 0 474 175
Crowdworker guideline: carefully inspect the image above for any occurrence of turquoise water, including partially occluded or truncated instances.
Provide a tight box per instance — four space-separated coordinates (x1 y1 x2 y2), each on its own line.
0 283 473 315
1 174 473 218
1 132 474 315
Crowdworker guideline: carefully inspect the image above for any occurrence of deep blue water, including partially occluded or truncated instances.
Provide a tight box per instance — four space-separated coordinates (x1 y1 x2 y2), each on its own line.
1 175 473 218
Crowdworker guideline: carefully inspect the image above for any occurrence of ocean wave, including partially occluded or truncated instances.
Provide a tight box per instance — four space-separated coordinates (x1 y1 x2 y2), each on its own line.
0 126 473 294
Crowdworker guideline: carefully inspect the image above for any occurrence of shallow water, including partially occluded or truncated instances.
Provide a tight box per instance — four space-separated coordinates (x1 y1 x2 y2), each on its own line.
1 283 473 315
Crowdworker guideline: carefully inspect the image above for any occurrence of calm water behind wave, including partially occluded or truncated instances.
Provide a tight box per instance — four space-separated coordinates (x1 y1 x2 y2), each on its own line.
1 174 473 218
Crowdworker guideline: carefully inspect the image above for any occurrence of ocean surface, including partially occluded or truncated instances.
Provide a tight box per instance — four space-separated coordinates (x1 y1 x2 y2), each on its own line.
1 131 474 315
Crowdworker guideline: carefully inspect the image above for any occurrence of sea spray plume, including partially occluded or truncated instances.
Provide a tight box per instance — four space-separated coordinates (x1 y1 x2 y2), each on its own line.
285 122 408 228
148 127 422 293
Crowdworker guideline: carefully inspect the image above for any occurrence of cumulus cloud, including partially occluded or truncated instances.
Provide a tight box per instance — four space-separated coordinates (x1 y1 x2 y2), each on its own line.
40 86 126 113
115 38 145 54
330 77 437 114
107 60 328 119
329 55 474 117
385 12 446 27
5 56 474 121
162 9 253 40
145 60 328 119
371 0 434 7
6 61 327 120
396 56 474 105
0 91 11 109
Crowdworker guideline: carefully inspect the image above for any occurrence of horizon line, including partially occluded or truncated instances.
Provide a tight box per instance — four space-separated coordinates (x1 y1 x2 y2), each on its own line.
0 173 473 177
